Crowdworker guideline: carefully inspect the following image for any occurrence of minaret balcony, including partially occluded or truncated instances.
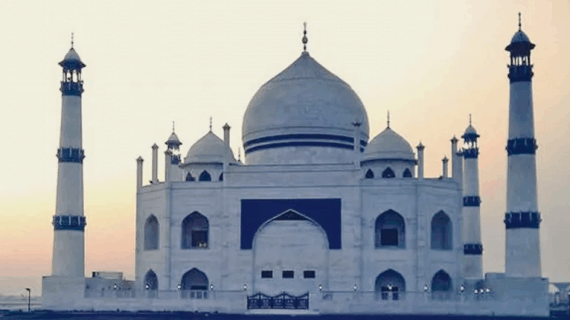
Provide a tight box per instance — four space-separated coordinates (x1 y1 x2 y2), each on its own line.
506 138 537 156
60 82 84 96
463 148 479 159
504 212 541 229
508 65 534 83
57 148 85 164
53 215 87 231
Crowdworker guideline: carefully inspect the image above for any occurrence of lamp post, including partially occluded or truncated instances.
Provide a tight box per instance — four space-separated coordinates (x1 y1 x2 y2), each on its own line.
25 288 31 313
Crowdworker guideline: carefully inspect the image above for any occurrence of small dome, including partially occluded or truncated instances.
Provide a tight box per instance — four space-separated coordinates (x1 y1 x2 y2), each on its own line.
362 127 414 162
59 48 86 69
462 124 479 141
183 131 236 165
165 132 182 149
511 30 530 44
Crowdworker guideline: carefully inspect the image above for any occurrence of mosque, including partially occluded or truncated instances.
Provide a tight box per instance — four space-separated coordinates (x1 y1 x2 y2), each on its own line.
41 17 559 316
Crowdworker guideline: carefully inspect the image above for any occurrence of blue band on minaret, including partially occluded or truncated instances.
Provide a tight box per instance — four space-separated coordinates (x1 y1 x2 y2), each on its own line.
57 148 85 164
171 154 181 165
463 148 479 159
504 212 541 229
53 215 86 231
60 82 84 96
506 138 537 156
463 196 481 207
508 65 533 83
463 244 483 255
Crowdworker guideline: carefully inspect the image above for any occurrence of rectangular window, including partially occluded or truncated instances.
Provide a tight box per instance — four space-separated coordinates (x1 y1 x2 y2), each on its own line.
381 228 398 246
282 270 294 279
261 270 273 279
303 270 315 279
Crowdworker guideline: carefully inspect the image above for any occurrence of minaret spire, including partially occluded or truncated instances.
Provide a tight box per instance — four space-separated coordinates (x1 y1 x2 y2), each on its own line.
302 22 308 52
71 32 74 48
209 117 213 132
518 12 522 31
387 111 390 128
172 121 175 132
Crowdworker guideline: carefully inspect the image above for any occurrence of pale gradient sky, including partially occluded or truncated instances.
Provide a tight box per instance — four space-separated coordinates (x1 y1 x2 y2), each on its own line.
1 1 569 295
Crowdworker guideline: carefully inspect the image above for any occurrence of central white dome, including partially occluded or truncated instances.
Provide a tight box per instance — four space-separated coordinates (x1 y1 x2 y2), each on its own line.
242 52 369 165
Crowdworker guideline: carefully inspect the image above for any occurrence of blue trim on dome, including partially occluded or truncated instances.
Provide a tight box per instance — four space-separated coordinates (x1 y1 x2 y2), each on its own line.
244 141 364 155
464 244 483 255
53 215 86 231
244 134 367 147
504 212 541 229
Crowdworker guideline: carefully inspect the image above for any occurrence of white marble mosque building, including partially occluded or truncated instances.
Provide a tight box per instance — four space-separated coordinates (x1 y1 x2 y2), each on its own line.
42 19 559 316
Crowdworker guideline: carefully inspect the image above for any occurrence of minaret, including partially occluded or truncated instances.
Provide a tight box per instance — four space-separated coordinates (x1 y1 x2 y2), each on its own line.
165 122 183 182
51 40 87 277
504 14 541 277
461 116 483 281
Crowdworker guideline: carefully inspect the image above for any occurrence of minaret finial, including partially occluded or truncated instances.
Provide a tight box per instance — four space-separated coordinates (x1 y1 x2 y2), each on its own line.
172 121 175 132
387 111 390 128
469 114 472 125
71 32 74 48
238 147 242 162
302 22 308 52
518 12 522 31
209 117 212 132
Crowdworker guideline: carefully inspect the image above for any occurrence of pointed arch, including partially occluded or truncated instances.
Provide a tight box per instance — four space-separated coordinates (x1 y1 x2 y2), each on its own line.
375 210 405 248
431 269 452 300
185 172 195 181
365 169 374 179
199 170 211 181
144 215 159 250
375 269 406 300
182 212 209 249
144 269 158 291
382 167 395 178
219 172 224 181
403 168 412 178
431 211 452 250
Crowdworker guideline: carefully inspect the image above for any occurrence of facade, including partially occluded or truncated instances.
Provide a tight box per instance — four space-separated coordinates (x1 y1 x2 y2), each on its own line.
42 19 554 316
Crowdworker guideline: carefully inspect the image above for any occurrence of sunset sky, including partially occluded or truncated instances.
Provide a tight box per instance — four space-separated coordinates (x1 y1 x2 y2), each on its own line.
1 1 569 296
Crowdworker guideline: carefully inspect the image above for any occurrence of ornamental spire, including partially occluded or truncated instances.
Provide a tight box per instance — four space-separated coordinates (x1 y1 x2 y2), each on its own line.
469 114 472 125
71 32 74 48
518 12 522 31
209 117 212 132
302 22 308 52
387 111 390 128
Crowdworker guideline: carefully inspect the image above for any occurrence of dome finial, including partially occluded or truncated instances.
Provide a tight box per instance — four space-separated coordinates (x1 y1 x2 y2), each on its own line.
469 113 472 125
172 121 175 132
518 12 522 31
387 111 390 128
209 116 212 132
71 32 74 48
302 22 308 52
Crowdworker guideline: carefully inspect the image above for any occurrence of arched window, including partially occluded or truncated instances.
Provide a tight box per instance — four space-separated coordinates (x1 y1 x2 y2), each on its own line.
375 269 406 300
144 269 158 292
403 168 412 178
431 211 452 250
144 215 159 250
431 270 452 300
199 171 211 181
219 173 223 181
382 167 395 178
180 268 209 299
182 212 209 249
185 172 195 181
375 210 405 248
365 169 374 179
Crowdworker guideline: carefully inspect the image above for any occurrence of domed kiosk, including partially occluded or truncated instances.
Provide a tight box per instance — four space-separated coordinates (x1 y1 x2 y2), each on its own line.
242 51 369 165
